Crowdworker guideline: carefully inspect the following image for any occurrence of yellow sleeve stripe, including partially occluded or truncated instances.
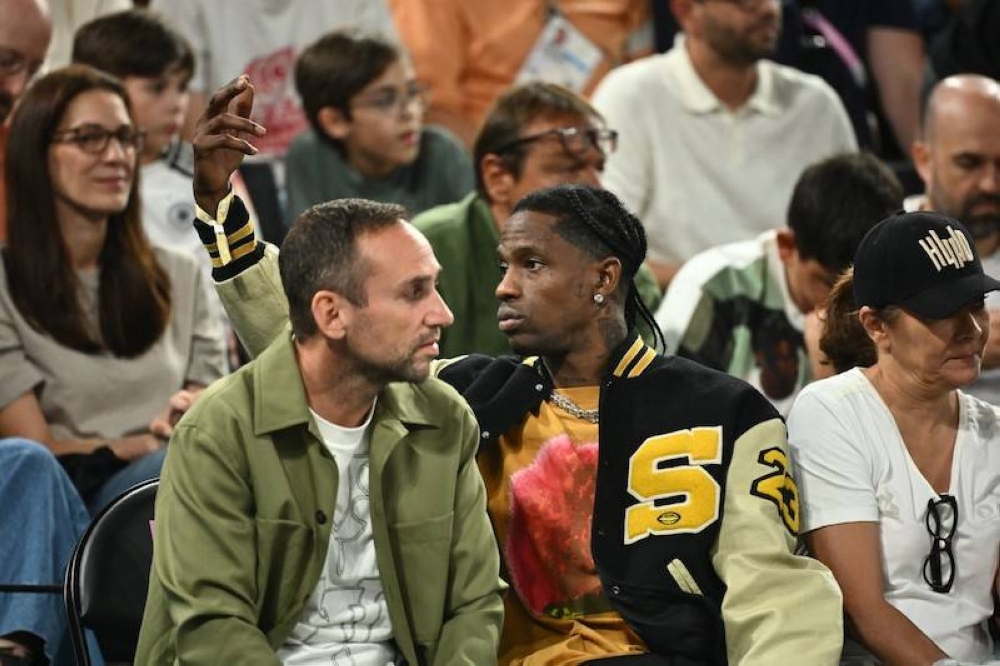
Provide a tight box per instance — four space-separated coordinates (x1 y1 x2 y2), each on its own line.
209 240 258 268
627 348 656 378
204 220 255 255
613 337 647 377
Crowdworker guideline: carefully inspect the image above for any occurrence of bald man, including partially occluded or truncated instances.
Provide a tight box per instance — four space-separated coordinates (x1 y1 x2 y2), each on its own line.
0 0 52 239
910 73 1000 398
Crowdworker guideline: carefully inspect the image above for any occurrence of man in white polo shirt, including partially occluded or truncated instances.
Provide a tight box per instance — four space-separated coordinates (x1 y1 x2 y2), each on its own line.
593 0 856 289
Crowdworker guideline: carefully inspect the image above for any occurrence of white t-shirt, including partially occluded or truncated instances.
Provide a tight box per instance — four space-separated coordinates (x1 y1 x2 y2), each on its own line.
140 144 229 334
277 403 399 666
155 0 397 159
788 369 1000 664
592 35 856 265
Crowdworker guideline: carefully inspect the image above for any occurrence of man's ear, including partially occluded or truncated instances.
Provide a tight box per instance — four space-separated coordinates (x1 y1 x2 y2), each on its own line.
317 106 351 141
311 289 348 340
671 0 697 33
480 153 516 209
912 140 932 190
596 256 624 300
776 228 798 263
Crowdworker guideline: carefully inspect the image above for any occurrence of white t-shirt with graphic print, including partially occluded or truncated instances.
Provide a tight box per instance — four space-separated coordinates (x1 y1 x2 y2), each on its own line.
788 368 1000 664
277 402 400 666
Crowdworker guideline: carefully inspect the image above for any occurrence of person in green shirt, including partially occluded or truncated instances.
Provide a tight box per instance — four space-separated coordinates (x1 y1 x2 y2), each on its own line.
414 82 662 358
285 30 474 222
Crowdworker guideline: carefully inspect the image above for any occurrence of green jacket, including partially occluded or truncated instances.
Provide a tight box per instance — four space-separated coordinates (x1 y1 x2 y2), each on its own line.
414 193 664 358
136 331 504 665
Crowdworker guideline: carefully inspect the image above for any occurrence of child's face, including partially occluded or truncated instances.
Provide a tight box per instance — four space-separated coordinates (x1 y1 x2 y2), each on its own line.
123 63 190 163
338 59 425 178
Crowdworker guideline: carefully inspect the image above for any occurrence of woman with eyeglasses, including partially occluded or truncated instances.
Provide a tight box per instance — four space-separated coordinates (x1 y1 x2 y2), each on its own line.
0 65 226 515
787 211 1000 666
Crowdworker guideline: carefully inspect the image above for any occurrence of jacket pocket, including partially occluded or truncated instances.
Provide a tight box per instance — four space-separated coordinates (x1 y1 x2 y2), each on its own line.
389 512 454 644
255 517 314 633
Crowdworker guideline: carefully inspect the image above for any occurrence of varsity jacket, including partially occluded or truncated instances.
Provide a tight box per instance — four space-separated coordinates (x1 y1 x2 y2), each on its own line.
197 194 844 665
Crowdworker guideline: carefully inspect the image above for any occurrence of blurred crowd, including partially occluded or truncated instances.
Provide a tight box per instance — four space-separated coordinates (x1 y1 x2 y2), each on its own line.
1 0 999 665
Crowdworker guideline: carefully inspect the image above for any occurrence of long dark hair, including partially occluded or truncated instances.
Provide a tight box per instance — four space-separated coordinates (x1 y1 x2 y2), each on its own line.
3 65 171 357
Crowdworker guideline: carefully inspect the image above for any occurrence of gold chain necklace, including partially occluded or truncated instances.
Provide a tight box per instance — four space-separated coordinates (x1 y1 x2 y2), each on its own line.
548 390 599 424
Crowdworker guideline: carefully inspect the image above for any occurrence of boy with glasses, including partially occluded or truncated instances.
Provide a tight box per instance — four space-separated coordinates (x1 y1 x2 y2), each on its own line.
285 30 473 221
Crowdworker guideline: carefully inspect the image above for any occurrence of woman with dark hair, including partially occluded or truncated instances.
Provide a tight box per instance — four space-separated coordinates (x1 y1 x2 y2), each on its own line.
0 65 226 514
788 211 1000 665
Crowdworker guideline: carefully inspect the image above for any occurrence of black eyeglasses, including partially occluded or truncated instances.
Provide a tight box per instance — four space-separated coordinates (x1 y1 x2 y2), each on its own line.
352 81 430 116
494 127 618 160
51 124 146 155
923 494 957 594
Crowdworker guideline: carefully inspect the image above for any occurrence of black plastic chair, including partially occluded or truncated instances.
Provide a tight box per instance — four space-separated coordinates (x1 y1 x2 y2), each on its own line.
64 479 158 665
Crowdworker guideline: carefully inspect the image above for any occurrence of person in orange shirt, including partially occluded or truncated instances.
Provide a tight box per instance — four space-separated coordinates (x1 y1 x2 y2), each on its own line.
387 0 653 146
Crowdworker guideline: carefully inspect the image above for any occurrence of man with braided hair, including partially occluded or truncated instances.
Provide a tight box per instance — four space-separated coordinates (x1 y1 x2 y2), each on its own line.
187 77 844 665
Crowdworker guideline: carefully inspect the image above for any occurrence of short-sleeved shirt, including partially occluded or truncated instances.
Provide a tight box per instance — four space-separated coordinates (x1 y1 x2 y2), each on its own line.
593 37 856 266
788 368 1000 663
656 230 808 415
0 246 227 440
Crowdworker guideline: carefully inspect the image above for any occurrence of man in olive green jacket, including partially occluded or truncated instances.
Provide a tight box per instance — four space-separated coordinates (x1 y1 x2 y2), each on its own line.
136 78 504 665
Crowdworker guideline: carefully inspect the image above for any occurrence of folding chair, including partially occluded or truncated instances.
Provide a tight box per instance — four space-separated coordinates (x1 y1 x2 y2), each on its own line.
64 479 158 665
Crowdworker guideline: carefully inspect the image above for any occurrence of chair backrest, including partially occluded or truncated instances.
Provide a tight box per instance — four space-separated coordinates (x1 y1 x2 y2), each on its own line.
64 479 158 665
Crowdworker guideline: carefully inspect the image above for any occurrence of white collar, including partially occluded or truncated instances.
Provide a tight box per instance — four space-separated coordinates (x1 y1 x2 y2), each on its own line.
665 33 781 117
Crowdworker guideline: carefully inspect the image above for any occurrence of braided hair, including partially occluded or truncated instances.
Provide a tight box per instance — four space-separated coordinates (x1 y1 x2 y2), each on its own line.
512 184 666 351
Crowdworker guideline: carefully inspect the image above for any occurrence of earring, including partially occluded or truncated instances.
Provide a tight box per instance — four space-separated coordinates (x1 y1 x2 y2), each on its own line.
593 293 605 305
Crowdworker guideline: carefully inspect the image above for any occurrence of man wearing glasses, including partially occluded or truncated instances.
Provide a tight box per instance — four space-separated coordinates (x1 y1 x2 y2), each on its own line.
413 81 661 358
593 0 856 289
0 0 51 241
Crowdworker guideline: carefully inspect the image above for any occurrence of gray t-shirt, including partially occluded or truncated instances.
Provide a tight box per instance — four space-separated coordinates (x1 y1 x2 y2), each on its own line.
0 245 227 440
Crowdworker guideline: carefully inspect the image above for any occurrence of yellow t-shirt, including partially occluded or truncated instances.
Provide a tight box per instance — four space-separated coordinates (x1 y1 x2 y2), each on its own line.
478 386 646 665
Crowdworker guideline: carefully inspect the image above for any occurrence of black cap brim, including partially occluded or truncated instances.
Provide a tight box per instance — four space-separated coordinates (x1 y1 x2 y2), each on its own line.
900 273 1000 319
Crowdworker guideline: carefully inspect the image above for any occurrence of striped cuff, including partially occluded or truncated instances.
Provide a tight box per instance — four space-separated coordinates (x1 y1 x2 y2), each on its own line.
194 192 266 282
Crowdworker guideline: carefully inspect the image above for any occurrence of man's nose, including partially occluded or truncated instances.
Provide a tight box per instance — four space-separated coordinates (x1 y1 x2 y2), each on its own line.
429 287 455 328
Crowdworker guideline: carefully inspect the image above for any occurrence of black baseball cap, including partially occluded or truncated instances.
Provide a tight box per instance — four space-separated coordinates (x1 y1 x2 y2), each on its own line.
853 211 1000 319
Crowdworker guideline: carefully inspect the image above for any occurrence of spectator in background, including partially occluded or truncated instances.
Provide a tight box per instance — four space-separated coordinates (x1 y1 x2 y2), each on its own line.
285 30 472 222
909 74 1000 404
44 0 131 69
413 82 660 358
789 212 1000 665
652 1 925 158
154 0 396 161
594 0 855 289
0 66 227 514
0 7 93 665
71 8 254 364
72 11 203 265
656 152 902 414
782 1 926 158
0 0 51 242
388 0 653 147
924 0 1000 97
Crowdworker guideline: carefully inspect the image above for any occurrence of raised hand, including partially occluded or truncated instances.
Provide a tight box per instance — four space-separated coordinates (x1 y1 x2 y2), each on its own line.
192 75 266 214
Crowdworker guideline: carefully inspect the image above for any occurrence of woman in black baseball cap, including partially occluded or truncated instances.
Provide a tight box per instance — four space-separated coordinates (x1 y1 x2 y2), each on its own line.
786 211 1000 666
